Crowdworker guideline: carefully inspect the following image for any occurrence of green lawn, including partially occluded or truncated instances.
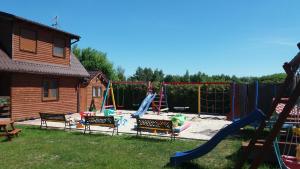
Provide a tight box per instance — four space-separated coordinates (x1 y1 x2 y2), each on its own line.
0 126 276 169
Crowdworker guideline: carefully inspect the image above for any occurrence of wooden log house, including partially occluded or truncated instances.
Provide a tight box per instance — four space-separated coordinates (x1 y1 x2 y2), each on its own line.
0 11 90 120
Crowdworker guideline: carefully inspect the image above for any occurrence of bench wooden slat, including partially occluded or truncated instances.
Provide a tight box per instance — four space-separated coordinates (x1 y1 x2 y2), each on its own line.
89 124 115 127
84 116 118 135
138 127 172 131
136 118 175 139
39 112 71 129
40 113 66 121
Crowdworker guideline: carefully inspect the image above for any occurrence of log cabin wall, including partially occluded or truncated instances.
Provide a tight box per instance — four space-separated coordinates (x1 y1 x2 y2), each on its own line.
11 73 79 120
12 20 71 66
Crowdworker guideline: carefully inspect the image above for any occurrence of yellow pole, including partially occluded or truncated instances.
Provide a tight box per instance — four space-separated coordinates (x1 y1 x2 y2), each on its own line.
110 83 117 111
198 85 201 117
296 144 300 162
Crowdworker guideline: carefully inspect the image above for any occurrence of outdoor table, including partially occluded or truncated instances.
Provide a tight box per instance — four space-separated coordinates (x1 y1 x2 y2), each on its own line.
0 120 21 141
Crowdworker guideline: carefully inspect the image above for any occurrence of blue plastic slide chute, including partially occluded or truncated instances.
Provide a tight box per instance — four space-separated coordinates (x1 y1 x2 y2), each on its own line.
169 108 266 166
131 93 156 118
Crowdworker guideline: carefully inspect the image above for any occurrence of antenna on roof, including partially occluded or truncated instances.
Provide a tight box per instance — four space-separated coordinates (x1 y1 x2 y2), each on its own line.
51 16 59 28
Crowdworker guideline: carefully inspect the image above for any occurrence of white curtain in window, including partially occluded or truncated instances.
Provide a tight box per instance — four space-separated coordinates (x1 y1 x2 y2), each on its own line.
92 87 96 97
98 87 101 97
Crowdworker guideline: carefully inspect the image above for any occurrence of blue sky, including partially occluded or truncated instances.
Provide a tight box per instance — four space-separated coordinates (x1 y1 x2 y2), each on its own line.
1 1 300 77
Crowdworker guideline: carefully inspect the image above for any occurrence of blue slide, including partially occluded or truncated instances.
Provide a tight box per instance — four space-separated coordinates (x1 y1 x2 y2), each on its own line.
170 108 266 166
131 93 157 118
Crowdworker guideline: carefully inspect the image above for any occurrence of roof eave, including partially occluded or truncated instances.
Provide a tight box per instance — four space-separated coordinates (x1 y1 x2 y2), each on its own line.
0 11 80 40
0 69 89 78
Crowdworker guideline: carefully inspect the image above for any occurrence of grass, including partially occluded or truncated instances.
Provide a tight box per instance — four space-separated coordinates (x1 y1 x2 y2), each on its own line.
0 126 277 169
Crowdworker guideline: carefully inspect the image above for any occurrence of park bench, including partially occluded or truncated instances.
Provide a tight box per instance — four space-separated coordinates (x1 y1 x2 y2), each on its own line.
136 118 175 140
84 116 118 136
39 112 72 130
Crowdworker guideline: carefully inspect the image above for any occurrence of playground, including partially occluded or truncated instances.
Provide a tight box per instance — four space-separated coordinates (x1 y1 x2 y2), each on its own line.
5 46 300 169
3 56 300 169
17 80 241 141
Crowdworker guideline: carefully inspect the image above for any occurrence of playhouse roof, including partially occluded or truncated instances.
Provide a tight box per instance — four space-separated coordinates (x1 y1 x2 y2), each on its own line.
87 70 109 83
0 48 89 77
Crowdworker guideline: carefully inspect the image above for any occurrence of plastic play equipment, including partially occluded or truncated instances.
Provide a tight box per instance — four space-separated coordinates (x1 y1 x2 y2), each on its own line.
273 132 300 169
131 93 157 118
237 43 300 169
169 108 266 166
273 126 300 169
104 109 115 116
272 102 300 169
155 82 231 116
171 114 191 133
171 114 187 127
173 122 192 133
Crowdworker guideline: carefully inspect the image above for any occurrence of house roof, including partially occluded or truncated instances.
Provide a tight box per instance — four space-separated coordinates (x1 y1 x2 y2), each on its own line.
0 11 80 40
87 70 109 83
0 49 89 78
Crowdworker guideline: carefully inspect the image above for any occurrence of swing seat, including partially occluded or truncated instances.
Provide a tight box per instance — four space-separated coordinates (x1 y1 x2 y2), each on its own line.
105 105 115 109
282 155 300 169
292 128 300 136
132 104 140 107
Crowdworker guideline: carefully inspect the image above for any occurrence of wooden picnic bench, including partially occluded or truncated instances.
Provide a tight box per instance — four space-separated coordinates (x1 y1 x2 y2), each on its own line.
0 120 21 141
84 116 119 136
39 112 72 130
136 118 175 140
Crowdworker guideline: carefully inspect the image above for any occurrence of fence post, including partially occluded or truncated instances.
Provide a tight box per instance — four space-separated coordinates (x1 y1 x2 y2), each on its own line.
255 80 259 109
198 85 201 117
231 82 236 120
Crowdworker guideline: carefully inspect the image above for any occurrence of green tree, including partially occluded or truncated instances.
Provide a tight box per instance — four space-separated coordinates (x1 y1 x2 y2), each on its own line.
72 45 117 80
189 72 209 82
152 69 164 82
258 73 286 83
164 75 182 82
129 67 164 82
182 70 190 82
116 66 126 81
129 67 154 81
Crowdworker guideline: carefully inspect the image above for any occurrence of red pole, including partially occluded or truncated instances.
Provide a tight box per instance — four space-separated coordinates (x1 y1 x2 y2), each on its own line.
163 82 230 85
112 81 146 85
158 85 164 115
222 87 225 114
214 86 217 113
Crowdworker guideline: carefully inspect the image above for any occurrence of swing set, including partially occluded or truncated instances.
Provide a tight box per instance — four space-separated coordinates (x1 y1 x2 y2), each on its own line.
111 81 151 109
154 82 232 116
